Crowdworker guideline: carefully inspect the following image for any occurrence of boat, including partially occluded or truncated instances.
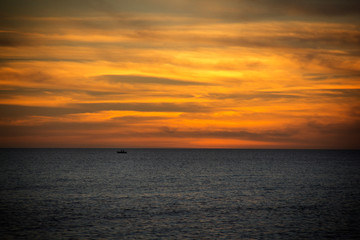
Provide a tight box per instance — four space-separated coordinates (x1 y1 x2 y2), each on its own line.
117 150 127 154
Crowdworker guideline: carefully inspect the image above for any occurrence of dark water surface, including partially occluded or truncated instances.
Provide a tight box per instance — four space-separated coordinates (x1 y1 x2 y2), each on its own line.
1 149 359 239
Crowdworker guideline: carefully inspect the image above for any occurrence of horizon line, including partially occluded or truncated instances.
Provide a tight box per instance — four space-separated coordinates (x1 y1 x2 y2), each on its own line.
1 147 359 150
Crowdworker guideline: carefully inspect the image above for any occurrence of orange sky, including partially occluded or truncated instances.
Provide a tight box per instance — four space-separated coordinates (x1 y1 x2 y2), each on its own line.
1 0 360 148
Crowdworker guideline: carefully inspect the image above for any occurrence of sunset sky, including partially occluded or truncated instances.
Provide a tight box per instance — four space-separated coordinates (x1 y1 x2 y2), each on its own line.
1 0 359 148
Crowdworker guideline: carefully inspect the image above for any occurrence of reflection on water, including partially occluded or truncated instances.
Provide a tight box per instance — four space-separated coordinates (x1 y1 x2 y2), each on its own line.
1 149 359 239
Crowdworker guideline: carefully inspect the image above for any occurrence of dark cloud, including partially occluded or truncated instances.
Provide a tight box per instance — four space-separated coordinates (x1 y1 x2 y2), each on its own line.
304 73 349 81
111 115 170 122
207 91 302 101
214 0 360 22
254 0 360 17
0 88 53 99
77 102 213 113
210 30 360 50
305 120 360 149
0 0 100 17
296 53 360 74
150 121 360 149
0 87 125 99
0 70 54 83
95 75 210 86
0 102 213 119
349 105 360 117
0 0 181 32
0 114 174 140
0 58 92 64
158 128 298 141
0 31 40 47
1 15 158 34
0 104 79 118
316 89 360 99
0 122 115 139
206 89 360 104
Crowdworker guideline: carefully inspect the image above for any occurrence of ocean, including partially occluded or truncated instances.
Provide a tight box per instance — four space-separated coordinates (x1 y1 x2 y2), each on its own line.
0 149 359 239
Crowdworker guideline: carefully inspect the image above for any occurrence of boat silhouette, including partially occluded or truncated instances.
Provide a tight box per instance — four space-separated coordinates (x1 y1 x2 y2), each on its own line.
117 150 127 154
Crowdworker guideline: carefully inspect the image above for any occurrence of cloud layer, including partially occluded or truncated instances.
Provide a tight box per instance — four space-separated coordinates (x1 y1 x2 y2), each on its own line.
0 0 359 148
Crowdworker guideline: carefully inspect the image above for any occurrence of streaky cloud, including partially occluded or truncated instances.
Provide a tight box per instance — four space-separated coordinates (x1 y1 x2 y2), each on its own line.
0 31 39 47
0 104 80 118
0 101 214 119
95 74 211 86
77 102 214 113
